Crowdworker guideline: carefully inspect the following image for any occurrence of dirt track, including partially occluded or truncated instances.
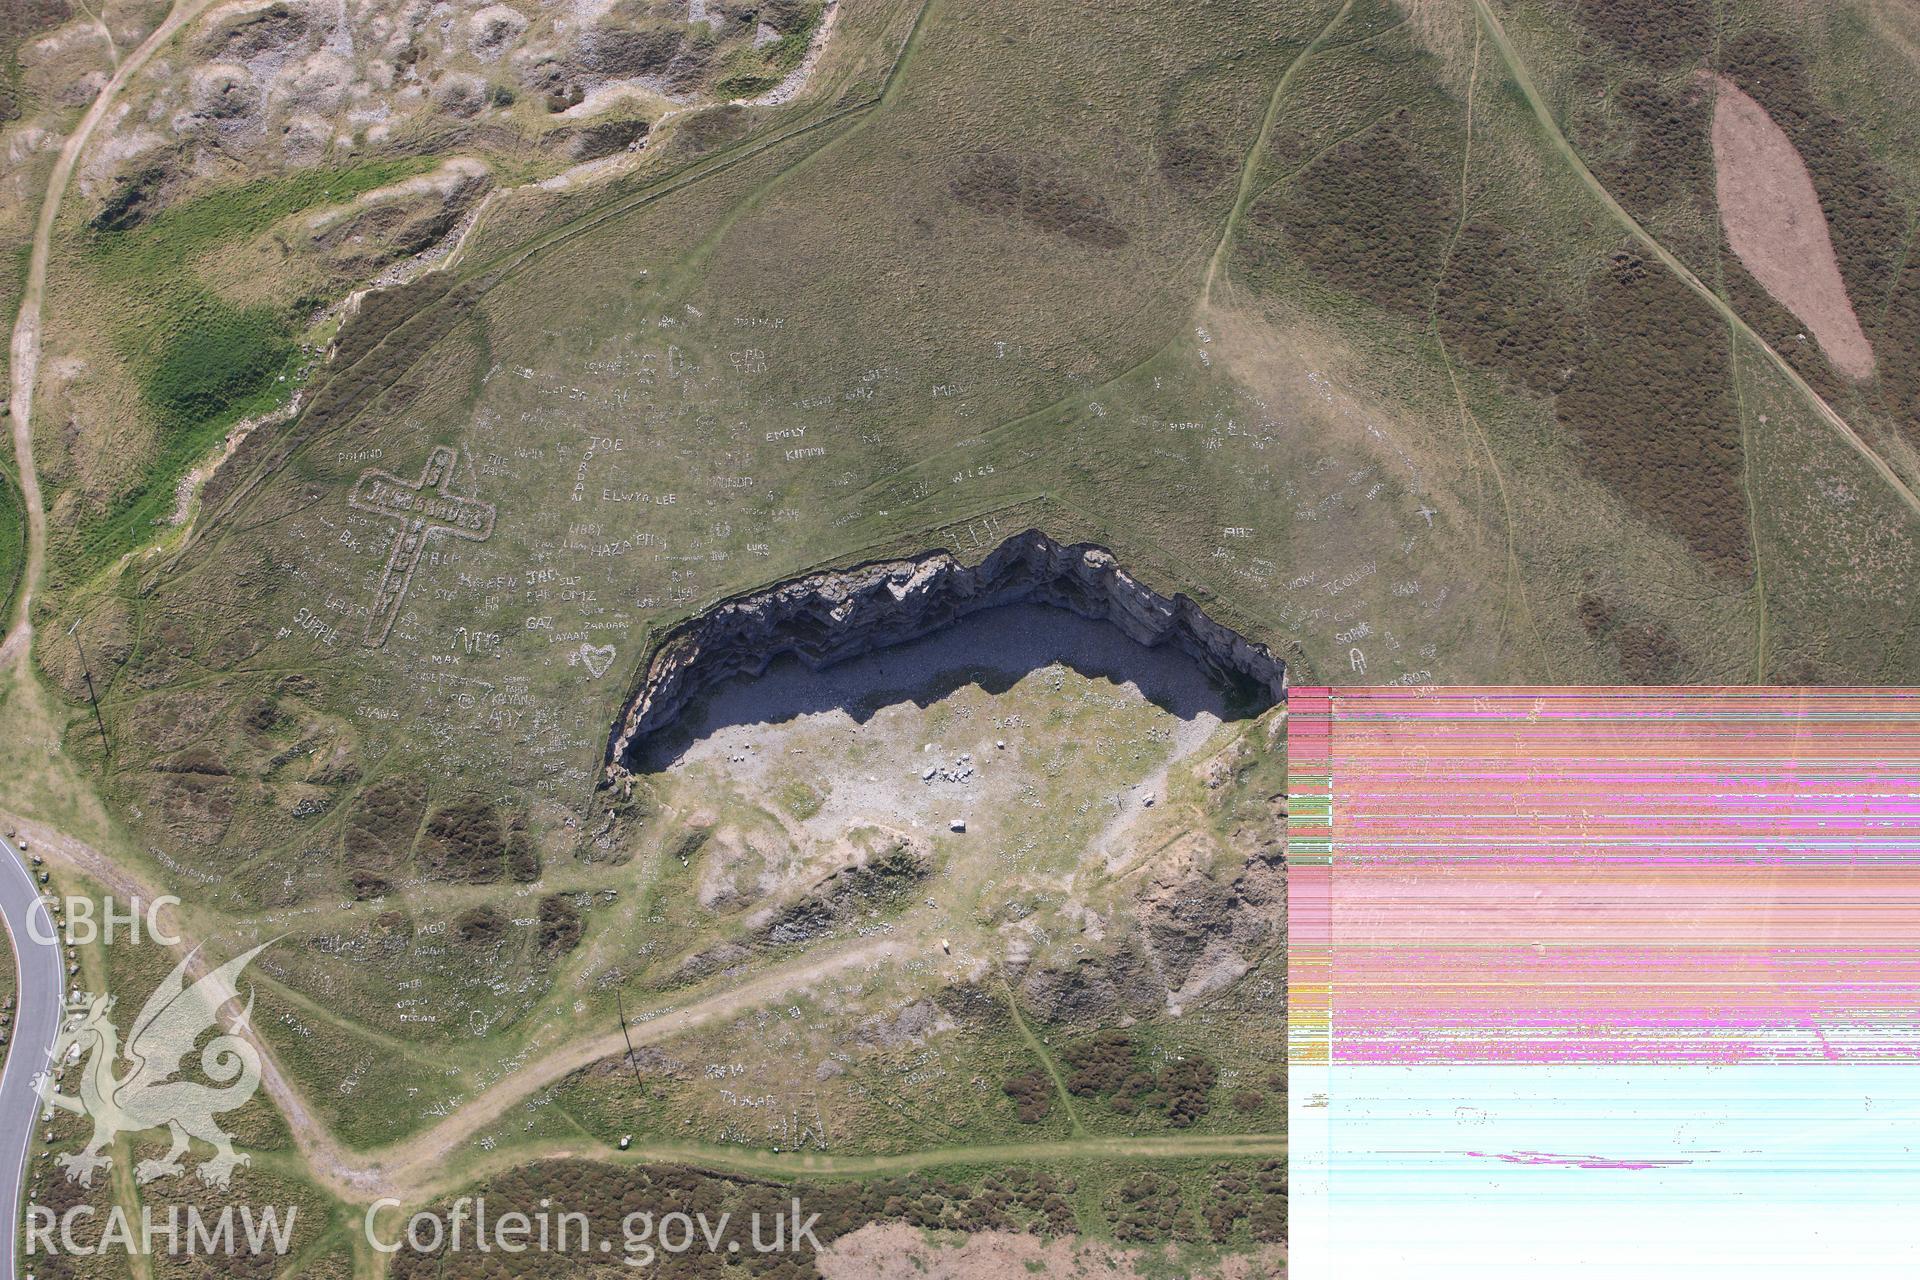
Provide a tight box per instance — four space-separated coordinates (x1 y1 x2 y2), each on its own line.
1470 0 1920 522
4 0 230 667
336 936 906 1199
4 802 912 1200
0 0 1134 1217
5 806 1289 1210
818 1225 1285 1280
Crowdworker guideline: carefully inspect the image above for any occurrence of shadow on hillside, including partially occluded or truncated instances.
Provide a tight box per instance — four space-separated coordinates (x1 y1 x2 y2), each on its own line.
633 602 1269 773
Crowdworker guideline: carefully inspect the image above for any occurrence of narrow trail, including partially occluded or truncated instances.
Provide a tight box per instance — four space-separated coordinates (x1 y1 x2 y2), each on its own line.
0 0 948 1219
7 806 1285 1213
396 1132 1290 1207
2 805 912 1204
1000 979 1085 1137
1202 0 1353 304
4 0 226 668
1470 0 1920 524
1424 22 1556 682
3 0 1284 1223
336 937 906 1202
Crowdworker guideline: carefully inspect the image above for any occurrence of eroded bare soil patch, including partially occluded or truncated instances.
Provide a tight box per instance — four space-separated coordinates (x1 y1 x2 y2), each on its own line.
1710 74 1875 380
819 1223 1284 1280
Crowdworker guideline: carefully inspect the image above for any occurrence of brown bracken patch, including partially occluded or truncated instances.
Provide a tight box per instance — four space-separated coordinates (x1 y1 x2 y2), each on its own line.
341 775 427 870
419 798 500 882
1572 0 1711 71
1435 221 1581 397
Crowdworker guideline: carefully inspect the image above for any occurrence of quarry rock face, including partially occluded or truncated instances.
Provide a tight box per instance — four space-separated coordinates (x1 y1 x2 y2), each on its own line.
607 529 1286 769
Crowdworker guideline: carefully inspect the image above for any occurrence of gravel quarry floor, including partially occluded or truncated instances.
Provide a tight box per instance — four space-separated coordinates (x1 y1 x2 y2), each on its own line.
645 601 1238 863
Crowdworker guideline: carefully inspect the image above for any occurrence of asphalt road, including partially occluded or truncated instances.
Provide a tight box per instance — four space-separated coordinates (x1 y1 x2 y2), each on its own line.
0 837 62 1280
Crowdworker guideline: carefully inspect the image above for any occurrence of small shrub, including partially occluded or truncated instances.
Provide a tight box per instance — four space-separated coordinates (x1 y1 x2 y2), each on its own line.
1002 1070 1053 1123
538 894 583 954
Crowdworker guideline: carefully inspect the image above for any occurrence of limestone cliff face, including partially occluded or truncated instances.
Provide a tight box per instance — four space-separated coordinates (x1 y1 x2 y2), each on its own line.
607 529 1286 769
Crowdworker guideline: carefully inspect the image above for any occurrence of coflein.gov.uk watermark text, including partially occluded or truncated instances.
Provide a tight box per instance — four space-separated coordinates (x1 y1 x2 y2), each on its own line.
366 1196 825 1267
27 1197 826 1268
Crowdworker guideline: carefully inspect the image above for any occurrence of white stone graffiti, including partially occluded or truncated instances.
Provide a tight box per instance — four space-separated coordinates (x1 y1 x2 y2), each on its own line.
347 446 497 647
572 643 617 679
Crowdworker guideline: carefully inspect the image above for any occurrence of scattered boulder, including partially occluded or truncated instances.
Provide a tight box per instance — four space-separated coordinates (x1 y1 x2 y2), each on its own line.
206 1 311 61
432 71 491 119
276 51 352 116
751 828 929 946
467 5 529 61
856 999 952 1047
188 64 259 119
89 162 170 231
1018 939 1164 1024
307 159 492 270
570 20 684 80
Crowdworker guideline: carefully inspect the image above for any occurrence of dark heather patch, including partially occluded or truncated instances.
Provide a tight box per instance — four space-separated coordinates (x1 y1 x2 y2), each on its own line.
1436 220 1581 397
1251 116 1454 318
1556 253 1752 578
1573 0 1713 71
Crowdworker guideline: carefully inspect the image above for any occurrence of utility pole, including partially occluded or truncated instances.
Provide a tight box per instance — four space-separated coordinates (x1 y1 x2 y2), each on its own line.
615 989 642 1090
66 620 110 759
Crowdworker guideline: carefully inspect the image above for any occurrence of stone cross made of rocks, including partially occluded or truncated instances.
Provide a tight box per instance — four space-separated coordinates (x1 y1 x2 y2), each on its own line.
347 445 496 647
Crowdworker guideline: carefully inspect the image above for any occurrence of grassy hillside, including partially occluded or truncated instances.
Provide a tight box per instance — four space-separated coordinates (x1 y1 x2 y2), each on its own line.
22 0 1916 968
0 466 22 640
4 0 1917 1207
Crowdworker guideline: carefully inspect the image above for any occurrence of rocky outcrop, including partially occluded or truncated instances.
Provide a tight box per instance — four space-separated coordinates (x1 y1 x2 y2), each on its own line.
607 529 1285 769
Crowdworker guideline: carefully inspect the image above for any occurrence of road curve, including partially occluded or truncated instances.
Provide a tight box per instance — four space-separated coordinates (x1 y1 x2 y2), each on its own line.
0 837 63 1280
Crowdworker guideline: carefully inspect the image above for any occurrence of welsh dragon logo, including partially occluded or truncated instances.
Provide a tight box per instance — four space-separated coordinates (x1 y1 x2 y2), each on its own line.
33 943 270 1190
